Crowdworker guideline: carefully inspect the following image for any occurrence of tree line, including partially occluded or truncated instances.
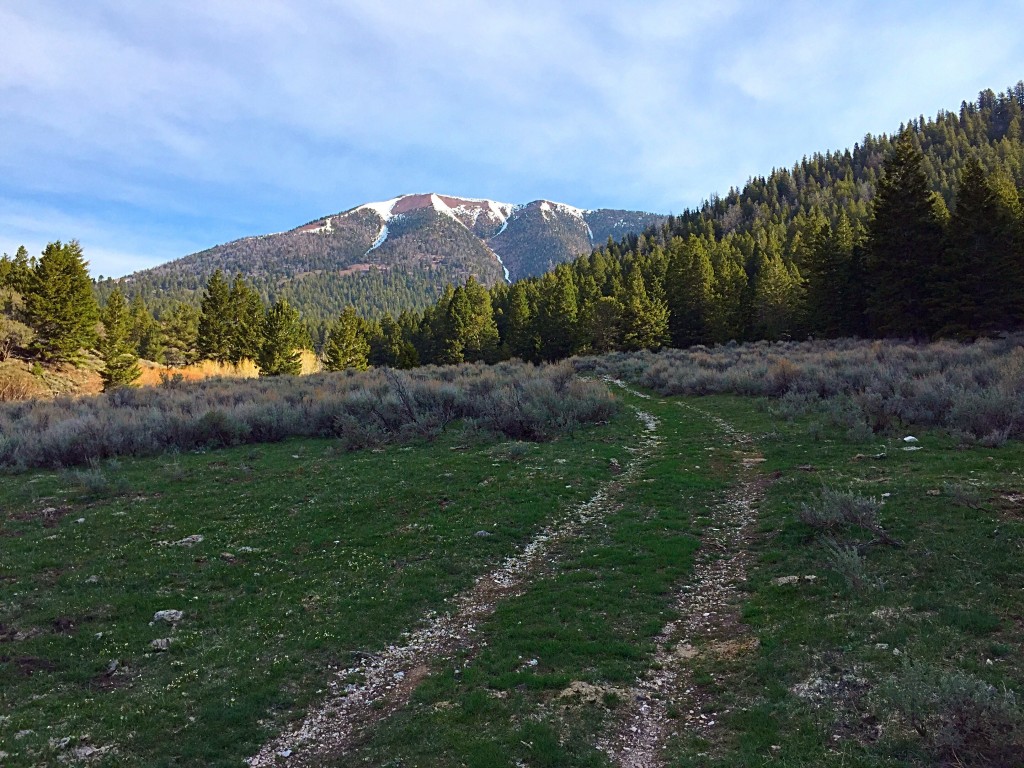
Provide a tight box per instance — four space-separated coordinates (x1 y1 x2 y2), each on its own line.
0 249 315 387
3 86 1023 382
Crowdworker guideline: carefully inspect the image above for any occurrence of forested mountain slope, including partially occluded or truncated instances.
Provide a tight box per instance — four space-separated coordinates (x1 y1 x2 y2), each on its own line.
99 194 662 326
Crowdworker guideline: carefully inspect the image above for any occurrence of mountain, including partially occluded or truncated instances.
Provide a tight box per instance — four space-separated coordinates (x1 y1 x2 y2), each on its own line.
109 193 663 325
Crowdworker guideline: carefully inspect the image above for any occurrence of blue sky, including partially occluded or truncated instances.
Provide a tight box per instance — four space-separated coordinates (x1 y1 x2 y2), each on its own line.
1 1 1022 278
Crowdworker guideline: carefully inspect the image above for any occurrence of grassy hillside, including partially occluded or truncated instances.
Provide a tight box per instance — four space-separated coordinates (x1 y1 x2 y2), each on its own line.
1 340 1022 766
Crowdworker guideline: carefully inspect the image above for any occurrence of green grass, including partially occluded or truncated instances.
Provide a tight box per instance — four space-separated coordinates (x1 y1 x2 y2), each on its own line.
683 395 1024 766
346 391 728 766
0 415 634 766
3 384 1022 767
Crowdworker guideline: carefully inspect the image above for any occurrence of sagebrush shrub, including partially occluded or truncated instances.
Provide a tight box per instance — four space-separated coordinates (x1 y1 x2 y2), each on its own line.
0 361 619 469
879 662 1024 767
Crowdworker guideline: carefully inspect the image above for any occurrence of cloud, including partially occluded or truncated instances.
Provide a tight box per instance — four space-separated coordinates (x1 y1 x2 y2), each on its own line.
1 1 1022 275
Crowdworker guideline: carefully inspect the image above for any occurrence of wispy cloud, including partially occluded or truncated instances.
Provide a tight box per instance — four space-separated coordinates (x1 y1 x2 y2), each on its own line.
1 0 1021 275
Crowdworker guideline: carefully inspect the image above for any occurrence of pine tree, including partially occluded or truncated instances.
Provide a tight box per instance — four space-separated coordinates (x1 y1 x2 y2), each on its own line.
619 267 669 350
369 313 419 368
323 307 370 371
501 282 537 361
128 294 165 362
666 236 716 347
227 274 265 363
866 134 947 337
257 299 304 376
937 158 1024 336
197 270 234 363
535 265 578 361
460 277 500 362
579 295 623 353
99 289 141 390
23 240 99 361
161 302 200 367
751 249 804 340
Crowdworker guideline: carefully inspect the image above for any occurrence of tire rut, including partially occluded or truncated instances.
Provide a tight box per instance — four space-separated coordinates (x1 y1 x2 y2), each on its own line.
601 397 767 768
248 404 661 767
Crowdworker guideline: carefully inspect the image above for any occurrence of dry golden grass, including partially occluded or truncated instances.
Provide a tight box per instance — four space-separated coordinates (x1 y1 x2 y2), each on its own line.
136 350 320 386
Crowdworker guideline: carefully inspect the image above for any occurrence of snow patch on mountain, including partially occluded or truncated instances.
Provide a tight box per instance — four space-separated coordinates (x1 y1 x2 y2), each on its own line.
492 250 511 283
365 224 389 255
356 197 402 221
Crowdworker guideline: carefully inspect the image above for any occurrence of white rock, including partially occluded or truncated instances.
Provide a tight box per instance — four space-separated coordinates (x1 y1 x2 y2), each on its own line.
153 609 184 623
151 638 172 651
903 436 919 443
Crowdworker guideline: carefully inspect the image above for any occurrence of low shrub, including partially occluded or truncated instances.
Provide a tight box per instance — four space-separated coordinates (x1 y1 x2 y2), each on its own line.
0 361 619 470
879 663 1024 766
575 335 1024 443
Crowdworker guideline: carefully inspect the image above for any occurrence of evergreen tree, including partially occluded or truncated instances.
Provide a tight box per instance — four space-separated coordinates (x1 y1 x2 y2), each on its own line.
227 274 265 362
500 282 537 361
369 313 419 368
128 294 165 362
666 236 716 347
619 267 669 350
579 295 622 353
99 289 141 390
196 270 234 363
161 302 200 367
937 158 1024 335
0 246 32 293
323 306 370 371
751 249 804 340
23 240 99 361
866 134 947 337
535 265 578 360
257 299 304 376
460 277 500 362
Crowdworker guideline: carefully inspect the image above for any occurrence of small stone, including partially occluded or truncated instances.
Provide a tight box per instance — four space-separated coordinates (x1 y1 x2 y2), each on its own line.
903 436 919 443
772 575 801 586
220 552 237 563
394 671 405 681
75 518 86 524
278 748 293 757
173 534 203 547
16 730 34 739
927 489 940 496
474 530 492 538
153 609 184 624
151 638 172 651
85 575 99 583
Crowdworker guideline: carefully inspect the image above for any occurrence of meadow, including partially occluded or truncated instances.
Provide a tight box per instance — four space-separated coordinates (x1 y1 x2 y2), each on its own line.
1 338 1022 766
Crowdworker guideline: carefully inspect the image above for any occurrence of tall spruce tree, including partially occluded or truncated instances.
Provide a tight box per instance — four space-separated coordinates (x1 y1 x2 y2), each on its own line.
666 236 716 347
161 302 200 367
23 240 99 361
196 270 233 363
257 299 304 376
99 289 141 389
619 267 669 350
227 274 265 363
866 133 947 337
323 306 370 371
